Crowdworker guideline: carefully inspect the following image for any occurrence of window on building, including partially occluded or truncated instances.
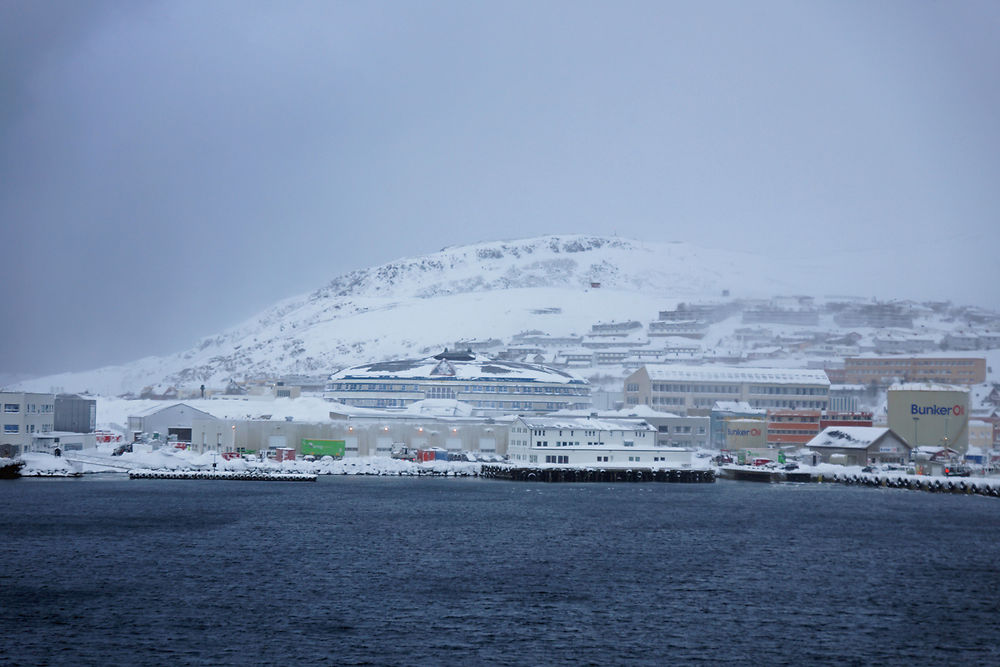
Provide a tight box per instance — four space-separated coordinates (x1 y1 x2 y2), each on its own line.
3 404 18 413
3 424 18 434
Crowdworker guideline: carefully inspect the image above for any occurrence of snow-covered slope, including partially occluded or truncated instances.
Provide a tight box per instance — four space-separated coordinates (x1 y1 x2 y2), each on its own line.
17 236 797 395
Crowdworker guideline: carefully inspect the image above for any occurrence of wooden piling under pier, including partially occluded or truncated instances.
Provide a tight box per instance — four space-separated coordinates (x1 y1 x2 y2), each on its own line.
479 465 715 484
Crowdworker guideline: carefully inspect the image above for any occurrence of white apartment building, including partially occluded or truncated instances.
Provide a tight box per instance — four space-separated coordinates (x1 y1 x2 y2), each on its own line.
625 365 830 413
507 416 690 468
1 392 55 456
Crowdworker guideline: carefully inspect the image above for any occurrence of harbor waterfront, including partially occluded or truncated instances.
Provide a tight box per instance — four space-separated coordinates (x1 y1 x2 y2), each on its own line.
3 475 1000 666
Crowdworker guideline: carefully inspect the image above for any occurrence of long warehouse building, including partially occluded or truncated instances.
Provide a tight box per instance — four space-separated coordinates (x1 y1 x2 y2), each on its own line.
625 364 830 414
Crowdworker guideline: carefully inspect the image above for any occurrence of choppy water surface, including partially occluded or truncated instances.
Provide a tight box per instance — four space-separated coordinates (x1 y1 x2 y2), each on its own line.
2 476 999 665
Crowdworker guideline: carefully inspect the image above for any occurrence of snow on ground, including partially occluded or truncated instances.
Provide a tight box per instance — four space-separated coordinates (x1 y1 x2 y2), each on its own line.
96 395 337 431
20 445 484 477
16 445 1000 493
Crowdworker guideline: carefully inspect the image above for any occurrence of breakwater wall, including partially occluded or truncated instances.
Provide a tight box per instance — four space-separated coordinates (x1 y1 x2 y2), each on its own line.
821 472 1000 497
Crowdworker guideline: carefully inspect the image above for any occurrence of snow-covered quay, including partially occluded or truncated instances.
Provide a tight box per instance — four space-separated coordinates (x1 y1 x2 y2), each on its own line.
16 447 484 478
9 448 1000 497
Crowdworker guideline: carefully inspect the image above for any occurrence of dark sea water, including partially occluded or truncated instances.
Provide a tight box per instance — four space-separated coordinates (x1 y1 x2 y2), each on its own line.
2 475 999 666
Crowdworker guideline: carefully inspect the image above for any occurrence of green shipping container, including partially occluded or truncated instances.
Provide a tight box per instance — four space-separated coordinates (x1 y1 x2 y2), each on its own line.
301 438 346 458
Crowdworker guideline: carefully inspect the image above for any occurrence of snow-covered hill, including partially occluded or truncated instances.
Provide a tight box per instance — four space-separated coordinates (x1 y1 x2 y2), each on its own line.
16 236 799 395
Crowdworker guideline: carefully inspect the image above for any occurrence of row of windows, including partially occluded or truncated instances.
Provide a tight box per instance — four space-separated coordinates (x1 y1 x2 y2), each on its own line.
517 453 688 464
343 398 404 408
3 403 53 413
652 383 741 394
652 396 686 405
749 386 827 396
658 439 709 447
531 440 659 448
849 359 978 366
749 400 827 409
3 424 52 433
343 398 571 410
330 382 587 395
657 425 705 434
532 429 641 438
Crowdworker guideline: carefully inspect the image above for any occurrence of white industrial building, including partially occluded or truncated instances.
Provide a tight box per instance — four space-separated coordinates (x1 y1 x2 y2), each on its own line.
507 415 690 468
127 403 218 445
191 399 508 458
624 365 830 413
325 349 590 415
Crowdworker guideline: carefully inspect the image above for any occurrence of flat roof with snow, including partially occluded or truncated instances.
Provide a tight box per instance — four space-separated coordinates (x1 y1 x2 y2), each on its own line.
888 383 968 393
644 364 829 385
516 416 655 432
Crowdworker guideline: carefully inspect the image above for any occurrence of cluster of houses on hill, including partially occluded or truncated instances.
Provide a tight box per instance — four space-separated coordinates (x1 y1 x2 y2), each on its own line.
445 297 1000 379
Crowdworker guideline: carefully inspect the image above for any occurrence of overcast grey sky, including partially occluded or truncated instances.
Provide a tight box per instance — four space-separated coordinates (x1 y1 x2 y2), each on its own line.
2 0 998 378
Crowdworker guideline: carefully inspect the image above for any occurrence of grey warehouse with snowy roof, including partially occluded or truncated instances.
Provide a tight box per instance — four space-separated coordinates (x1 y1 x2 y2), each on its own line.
324 349 590 415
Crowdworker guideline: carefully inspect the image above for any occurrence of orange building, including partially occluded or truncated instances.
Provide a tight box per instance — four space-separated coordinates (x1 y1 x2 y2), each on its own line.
766 409 821 446
820 411 874 429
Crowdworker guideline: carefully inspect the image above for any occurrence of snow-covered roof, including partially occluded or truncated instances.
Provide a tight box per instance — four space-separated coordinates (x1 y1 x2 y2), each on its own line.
128 402 217 419
330 353 585 385
326 400 480 421
643 364 829 385
888 382 968 393
851 351 987 359
712 401 766 414
806 426 900 450
516 415 656 432
549 405 684 419
400 399 476 417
